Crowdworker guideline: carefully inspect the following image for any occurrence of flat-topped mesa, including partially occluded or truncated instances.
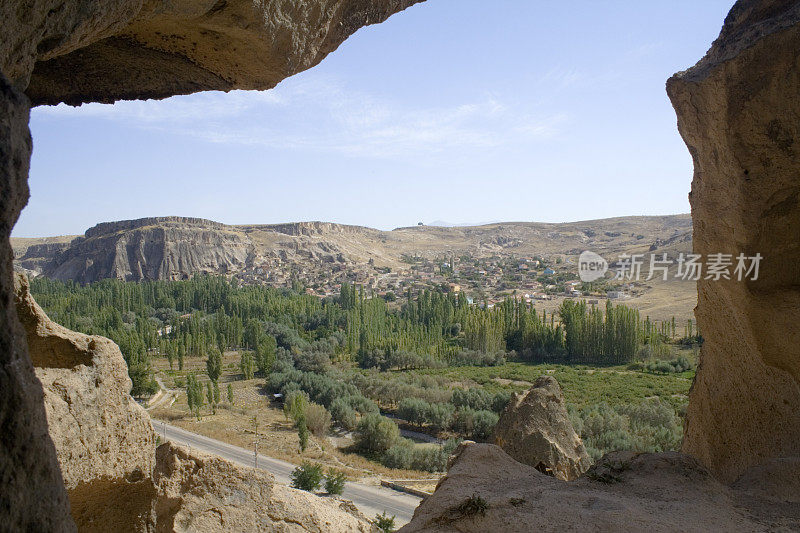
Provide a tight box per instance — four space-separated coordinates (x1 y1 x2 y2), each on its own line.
84 217 228 238
250 221 381 237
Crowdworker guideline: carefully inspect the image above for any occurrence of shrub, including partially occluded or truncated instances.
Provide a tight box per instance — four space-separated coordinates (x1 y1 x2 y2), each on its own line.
324 469 347 495
290 462 323 491
330 398 358 431
451 388 492 411
284 390 308 422
304 402 331 436
470 410 499 441
374 512 396 533
355 414 400 456
398 397 430 427
297 415 310 451
425 402 455 431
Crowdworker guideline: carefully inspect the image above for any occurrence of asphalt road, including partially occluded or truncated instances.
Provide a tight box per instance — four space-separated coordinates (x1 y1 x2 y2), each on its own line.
155 421 422 525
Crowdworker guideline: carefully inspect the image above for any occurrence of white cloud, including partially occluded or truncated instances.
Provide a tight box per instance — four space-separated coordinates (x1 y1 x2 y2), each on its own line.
33 75 565 158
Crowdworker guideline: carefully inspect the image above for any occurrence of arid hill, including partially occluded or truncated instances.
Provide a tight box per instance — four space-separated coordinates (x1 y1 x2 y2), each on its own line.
12 214 692 283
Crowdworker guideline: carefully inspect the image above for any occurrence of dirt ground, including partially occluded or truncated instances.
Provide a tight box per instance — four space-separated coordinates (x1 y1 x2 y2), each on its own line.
150 352 441 484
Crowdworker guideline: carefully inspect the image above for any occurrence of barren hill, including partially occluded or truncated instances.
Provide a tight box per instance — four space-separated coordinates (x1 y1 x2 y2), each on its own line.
12 214 692 282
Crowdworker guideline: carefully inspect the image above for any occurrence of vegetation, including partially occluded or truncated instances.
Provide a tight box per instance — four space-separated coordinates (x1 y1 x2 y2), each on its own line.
30 275 696 471
374 512 396 533
324 468 347 495
290 462 323 491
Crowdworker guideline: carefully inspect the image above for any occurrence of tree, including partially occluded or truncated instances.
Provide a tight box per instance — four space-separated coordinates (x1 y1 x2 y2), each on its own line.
374 512 396 533
324 469 347 495
256 335 277 375
227 383 234 405
355 414 400 456
304 402 331 436
206 347 222 383
290 462 323 491
240 351 255 380
185 373 204 420
206 381 217 415
297 415 310 452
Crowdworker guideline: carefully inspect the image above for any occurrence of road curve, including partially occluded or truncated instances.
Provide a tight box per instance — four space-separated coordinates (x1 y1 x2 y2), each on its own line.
154 421 422 525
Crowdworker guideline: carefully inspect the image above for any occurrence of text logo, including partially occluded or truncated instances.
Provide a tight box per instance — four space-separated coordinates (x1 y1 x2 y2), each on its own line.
578 251 608 282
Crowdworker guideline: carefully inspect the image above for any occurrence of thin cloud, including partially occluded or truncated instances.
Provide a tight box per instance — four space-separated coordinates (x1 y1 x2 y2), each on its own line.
33 75 565 158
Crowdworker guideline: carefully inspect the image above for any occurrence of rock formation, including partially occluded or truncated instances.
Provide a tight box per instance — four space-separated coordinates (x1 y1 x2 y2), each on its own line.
0 2 422 529
13 271 376 532
491 376 591 481
13 214 692 283
666 0 800 482
47 217 254 283
399 443 800 532
153 442 375 533
13 272 158 530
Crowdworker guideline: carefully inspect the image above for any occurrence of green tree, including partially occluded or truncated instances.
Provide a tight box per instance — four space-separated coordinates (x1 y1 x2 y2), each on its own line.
206 347 222 383
227 383 234 405
255 335 277 375
324 469 347 495
240 351 255 380
374 512 396 533
355 414 400 456
290 462 323 491
297 415 310 452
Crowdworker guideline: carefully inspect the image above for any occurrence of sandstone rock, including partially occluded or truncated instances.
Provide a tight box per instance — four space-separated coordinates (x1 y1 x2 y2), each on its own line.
399 443 800 532
14 271 157 487
153 442 375 533
491 376 590 480
47 217 254 283
0 74 75 532
667 0 800 482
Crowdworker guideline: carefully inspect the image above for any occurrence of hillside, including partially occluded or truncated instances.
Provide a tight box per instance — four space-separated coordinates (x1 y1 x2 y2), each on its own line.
12 214 696 320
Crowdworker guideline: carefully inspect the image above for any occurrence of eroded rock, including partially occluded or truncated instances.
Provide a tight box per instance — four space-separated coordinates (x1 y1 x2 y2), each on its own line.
491 376 591 480
399 443 800 532
667 0 800 482
153 442 376 533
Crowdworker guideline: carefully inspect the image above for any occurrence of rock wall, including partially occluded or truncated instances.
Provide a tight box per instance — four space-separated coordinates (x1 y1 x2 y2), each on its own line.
667 0 800 482
0 75 75 532
0 1 422 529
491 376 591 481
48 220 254 282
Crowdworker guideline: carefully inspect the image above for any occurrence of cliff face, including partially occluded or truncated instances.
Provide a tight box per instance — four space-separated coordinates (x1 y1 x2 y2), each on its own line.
46 217 254 283
667 0 800 482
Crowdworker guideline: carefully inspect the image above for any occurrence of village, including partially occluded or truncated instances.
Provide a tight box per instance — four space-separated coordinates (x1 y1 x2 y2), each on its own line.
231 251 640 309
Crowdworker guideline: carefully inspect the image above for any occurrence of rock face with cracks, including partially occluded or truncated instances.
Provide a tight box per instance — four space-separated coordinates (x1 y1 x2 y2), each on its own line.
666 0 800 482
399 443 800 532
491 376 591 481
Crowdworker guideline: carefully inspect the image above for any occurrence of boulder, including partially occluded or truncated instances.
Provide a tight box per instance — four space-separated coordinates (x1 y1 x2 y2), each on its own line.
491 376 591 480
399 443 800 532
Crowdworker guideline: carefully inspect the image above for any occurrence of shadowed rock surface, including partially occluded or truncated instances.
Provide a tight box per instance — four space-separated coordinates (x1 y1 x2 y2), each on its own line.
491 376 591 480
399 443 800 532
667 0 800 482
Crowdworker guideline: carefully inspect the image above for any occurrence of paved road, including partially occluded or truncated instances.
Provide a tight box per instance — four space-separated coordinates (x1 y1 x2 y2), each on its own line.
155 421 422 525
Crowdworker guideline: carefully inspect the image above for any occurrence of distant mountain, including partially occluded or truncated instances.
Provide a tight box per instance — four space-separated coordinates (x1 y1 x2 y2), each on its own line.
427 220 502 227
12 214 692 284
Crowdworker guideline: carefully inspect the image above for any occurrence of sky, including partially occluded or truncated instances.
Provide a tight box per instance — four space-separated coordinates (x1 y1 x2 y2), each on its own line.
15 0 736 238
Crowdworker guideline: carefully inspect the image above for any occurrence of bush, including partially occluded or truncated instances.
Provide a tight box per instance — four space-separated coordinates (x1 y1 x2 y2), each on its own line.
355 414 400 456
470 410 499 441
290 462 323 491
381 438 461 473
574 399 683 461
451 388 492 411
304 402 331 436
398 397 430 427
452 349 506 367
425 402 455 431
374 512 396 533
330 398 358 431
324 469 347 495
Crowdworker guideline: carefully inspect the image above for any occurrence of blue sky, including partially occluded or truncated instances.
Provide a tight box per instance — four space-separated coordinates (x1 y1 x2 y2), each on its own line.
16 0 735 237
